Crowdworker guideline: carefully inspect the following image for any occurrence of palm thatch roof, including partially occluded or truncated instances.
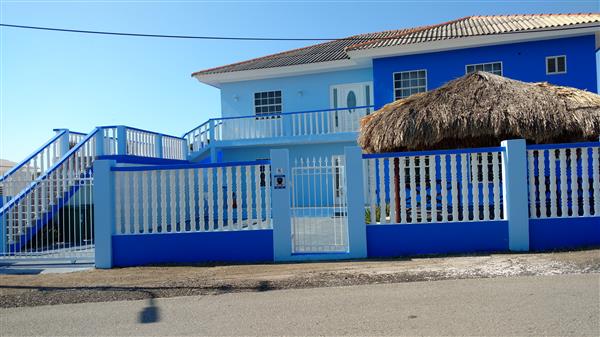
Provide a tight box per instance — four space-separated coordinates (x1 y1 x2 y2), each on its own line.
359 72 600 153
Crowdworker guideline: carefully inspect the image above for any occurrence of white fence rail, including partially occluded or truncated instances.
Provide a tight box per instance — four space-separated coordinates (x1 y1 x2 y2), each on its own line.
527 143 600 219
100 126 186 159
364 148 505 224
161 135 186 160
184 106 372 152
113 161 272 235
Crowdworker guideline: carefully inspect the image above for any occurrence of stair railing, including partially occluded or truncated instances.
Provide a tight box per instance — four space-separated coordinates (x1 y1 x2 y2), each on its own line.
0 129 72 203
0 128 100 256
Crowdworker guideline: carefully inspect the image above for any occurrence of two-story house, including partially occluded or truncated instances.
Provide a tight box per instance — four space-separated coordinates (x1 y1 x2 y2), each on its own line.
187 14 599 167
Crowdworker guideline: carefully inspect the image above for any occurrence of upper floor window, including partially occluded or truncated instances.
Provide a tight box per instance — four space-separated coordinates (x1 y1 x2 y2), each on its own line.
393 70 427 100
466 62 502 76
254 91 282 117
546 56 566 74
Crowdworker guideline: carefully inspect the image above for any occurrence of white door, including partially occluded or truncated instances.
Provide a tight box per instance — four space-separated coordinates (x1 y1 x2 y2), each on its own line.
330 82 373 132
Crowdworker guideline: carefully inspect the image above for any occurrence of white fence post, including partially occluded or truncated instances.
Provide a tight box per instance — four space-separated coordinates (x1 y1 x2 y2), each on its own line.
501 139 530 251
58 129 70 157
344 146 367 258
155 134 163 158
93 159 116 268
95 129 105 157
270 149 292 261
117 126 127 155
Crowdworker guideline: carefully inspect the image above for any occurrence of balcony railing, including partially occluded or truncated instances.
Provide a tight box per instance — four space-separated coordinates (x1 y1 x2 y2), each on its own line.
184 106 374 152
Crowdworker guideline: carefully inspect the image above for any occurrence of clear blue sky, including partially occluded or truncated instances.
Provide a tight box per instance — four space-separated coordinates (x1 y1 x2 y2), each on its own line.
1 0 598 162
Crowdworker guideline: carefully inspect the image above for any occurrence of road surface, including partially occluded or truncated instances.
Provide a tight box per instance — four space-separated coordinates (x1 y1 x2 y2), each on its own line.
1 273 598 336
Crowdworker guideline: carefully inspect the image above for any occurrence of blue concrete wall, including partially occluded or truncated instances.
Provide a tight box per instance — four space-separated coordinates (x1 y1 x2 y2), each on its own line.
529 217 600 251
220 68 372 117
112 230 274 266
366 221 509 257
373 35 598 108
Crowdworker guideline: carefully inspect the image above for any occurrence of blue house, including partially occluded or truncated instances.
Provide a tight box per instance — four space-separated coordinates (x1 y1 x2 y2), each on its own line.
188 13 599 166
1 14 599 266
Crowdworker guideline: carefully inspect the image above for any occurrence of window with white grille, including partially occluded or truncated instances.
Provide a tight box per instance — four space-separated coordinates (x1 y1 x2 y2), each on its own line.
466 62 502 76
393 70 427 100
254 91 282 116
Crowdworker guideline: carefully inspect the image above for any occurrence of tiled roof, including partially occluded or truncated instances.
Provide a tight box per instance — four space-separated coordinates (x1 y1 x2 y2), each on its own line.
192 13 600 77
348 14 600 51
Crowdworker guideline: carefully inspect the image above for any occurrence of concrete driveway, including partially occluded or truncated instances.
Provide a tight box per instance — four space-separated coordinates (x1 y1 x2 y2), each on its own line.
1 273 598 336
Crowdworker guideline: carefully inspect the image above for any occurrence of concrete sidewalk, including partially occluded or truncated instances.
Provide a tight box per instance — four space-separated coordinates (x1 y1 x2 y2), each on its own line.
2 274 599 336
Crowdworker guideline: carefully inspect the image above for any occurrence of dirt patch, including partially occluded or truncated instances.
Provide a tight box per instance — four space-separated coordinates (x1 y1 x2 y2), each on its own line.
1 249 598 308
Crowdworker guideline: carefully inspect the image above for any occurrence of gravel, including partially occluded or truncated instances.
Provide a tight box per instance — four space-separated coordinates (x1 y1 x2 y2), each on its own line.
1 249 598 308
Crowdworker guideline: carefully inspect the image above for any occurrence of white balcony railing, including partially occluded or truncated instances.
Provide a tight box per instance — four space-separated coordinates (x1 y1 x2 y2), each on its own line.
184 106 373 152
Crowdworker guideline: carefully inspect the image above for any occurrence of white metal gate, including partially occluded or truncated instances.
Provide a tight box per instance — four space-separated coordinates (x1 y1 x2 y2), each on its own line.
290 156 349 253
0 171 95 262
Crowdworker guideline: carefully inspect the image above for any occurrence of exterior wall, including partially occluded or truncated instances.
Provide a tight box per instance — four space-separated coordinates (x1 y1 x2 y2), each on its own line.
219 142 356 163
529 217 600 251
367 221 509 257
373 35 598 108
220 68 372 117
112 230 274 267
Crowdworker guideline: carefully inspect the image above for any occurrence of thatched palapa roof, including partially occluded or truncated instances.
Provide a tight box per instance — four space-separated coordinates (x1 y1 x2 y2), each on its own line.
359 72 600 153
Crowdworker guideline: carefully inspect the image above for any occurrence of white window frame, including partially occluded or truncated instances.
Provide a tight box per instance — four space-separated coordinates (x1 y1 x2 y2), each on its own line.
392 69 428 101
465 61 503 76
546 55 567 75
253 90 283 118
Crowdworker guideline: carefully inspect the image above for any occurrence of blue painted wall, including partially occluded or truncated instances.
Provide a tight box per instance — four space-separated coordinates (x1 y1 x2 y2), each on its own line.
219 142 356 162
366 221 509 257
220 68 372 117
112 229 274 266
373 35 598 108
529 217 600 251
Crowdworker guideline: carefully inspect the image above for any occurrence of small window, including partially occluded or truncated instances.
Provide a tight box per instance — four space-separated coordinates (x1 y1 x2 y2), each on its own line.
254 90 282 118
546 56 566 74
466 62 502 76
393 70 427 100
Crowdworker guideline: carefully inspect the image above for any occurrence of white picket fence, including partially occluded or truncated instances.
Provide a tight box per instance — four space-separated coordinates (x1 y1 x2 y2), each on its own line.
113 161 272 235
527 144 600 219
364 149 505 224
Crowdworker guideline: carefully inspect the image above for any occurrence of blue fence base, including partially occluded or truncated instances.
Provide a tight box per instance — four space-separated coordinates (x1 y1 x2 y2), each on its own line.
112 230 274 267
529 217 600 251
366 221 509 258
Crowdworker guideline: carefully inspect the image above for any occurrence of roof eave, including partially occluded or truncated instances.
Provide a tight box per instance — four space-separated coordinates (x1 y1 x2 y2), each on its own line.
192 58 371 88
347 24 600 60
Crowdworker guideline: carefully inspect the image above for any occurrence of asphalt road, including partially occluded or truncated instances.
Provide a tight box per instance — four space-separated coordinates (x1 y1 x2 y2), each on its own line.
1 274 598 336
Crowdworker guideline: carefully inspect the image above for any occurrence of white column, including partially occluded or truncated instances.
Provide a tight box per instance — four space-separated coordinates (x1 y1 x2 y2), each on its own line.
501 139 529 251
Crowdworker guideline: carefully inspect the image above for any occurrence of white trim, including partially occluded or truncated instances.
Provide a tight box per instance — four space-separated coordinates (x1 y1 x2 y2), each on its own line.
392 69 427 101
347 25 599 60
545 55 567 75
194 59 371 88
465 61 503 76
193 25 598 88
